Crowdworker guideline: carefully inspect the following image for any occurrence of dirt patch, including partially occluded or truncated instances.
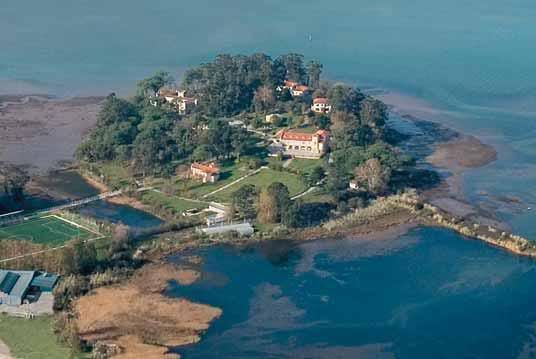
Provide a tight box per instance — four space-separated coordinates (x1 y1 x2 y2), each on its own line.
0 339 13 359
0 95 103 173
76 263 219 359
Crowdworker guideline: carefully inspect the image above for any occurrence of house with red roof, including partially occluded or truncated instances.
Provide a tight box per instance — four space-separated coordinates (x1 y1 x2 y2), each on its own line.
190 162 220 183
311 97 331 113
274 129 330 159
155 88 198 114
277 80 310 97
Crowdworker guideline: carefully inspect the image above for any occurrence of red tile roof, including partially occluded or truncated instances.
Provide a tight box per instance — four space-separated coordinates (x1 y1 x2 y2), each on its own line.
158 88 179 97
294 85 309 92
283 80 299 88
313 97 329 104
278 130 329 142
191 162 220 174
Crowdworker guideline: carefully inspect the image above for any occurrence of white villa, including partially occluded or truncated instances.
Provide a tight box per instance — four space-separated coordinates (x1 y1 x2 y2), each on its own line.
277 80 309 97
190 162 220 183
274 129 330 159
155 88 198 114
311 97 331 113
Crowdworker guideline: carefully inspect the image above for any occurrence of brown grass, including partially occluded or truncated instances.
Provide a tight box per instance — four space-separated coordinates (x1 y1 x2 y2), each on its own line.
75 263 220 358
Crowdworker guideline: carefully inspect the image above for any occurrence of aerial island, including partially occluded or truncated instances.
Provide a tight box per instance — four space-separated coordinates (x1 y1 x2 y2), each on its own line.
0 53 532 358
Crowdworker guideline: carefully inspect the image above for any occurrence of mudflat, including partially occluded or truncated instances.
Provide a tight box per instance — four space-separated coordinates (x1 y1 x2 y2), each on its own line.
0 95 103 173
427 135 497 170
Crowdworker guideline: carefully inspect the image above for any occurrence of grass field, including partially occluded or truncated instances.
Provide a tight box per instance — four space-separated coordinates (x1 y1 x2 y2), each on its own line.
0 215 98 246
141 190 208 214
0 315 75 359
288 158 323 175
208 168 307 202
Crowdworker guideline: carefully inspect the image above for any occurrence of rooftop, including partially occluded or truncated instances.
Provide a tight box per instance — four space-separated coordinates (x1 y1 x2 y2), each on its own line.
201 222 254 236
0 270 36 299
313 97 329 104
278 129 329 142
191 162 220 174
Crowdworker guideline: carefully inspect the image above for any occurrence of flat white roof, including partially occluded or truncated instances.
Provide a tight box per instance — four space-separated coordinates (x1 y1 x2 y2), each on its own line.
201 222 254 236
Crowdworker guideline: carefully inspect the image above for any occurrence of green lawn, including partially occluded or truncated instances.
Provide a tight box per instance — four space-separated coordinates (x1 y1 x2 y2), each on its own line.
0 215 98 246
91 162 132 189
208 168 307 202
288 158 323 175
141 190 208 214
0 315 73 359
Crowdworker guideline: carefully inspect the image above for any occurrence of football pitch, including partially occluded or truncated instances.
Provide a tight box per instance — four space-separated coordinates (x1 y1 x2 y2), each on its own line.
0 215 100 246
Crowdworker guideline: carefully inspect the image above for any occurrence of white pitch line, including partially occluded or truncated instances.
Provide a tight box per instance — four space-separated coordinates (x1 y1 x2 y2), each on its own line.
42 214 101 236
0 215 106 263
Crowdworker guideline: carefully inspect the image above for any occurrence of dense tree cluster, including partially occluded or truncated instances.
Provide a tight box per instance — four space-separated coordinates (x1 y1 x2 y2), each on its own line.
182 53 322 117
77 93 254 175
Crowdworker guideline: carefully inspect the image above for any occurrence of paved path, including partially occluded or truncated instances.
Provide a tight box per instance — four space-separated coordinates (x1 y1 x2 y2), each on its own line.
201 167 266 199
0 339 13 359
291 186 318 200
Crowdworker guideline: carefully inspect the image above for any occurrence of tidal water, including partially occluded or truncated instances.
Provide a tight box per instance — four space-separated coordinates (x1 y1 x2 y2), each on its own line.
171 228 536 359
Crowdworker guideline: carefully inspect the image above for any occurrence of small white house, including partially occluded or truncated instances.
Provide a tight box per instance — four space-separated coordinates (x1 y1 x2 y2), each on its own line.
277 80 309 97
155 88 198 114
311 97 331 113
349 180 361 191
265 114 283 123
190 162 220 183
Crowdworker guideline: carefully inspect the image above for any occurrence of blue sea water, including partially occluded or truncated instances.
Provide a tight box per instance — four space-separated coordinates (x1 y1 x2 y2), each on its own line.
2 1 536 356
171 228 536 359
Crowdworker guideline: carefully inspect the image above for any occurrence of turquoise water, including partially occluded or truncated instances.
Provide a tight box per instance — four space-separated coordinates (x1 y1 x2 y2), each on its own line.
2 0 535 235
171 228 536 358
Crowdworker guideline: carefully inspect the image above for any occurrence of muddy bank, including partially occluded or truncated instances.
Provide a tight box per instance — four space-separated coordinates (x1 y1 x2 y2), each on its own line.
76 263 220 359
0 95 103 173
422 135 505 229
427 135 497 170
79 171 155 213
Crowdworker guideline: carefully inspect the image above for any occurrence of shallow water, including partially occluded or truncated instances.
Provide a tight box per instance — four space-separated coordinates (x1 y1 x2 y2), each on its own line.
171 228 536 359
24 170 162 228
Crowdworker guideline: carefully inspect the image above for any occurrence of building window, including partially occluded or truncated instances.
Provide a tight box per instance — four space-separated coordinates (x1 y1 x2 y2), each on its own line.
307 146 312 151
294 146 300 150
